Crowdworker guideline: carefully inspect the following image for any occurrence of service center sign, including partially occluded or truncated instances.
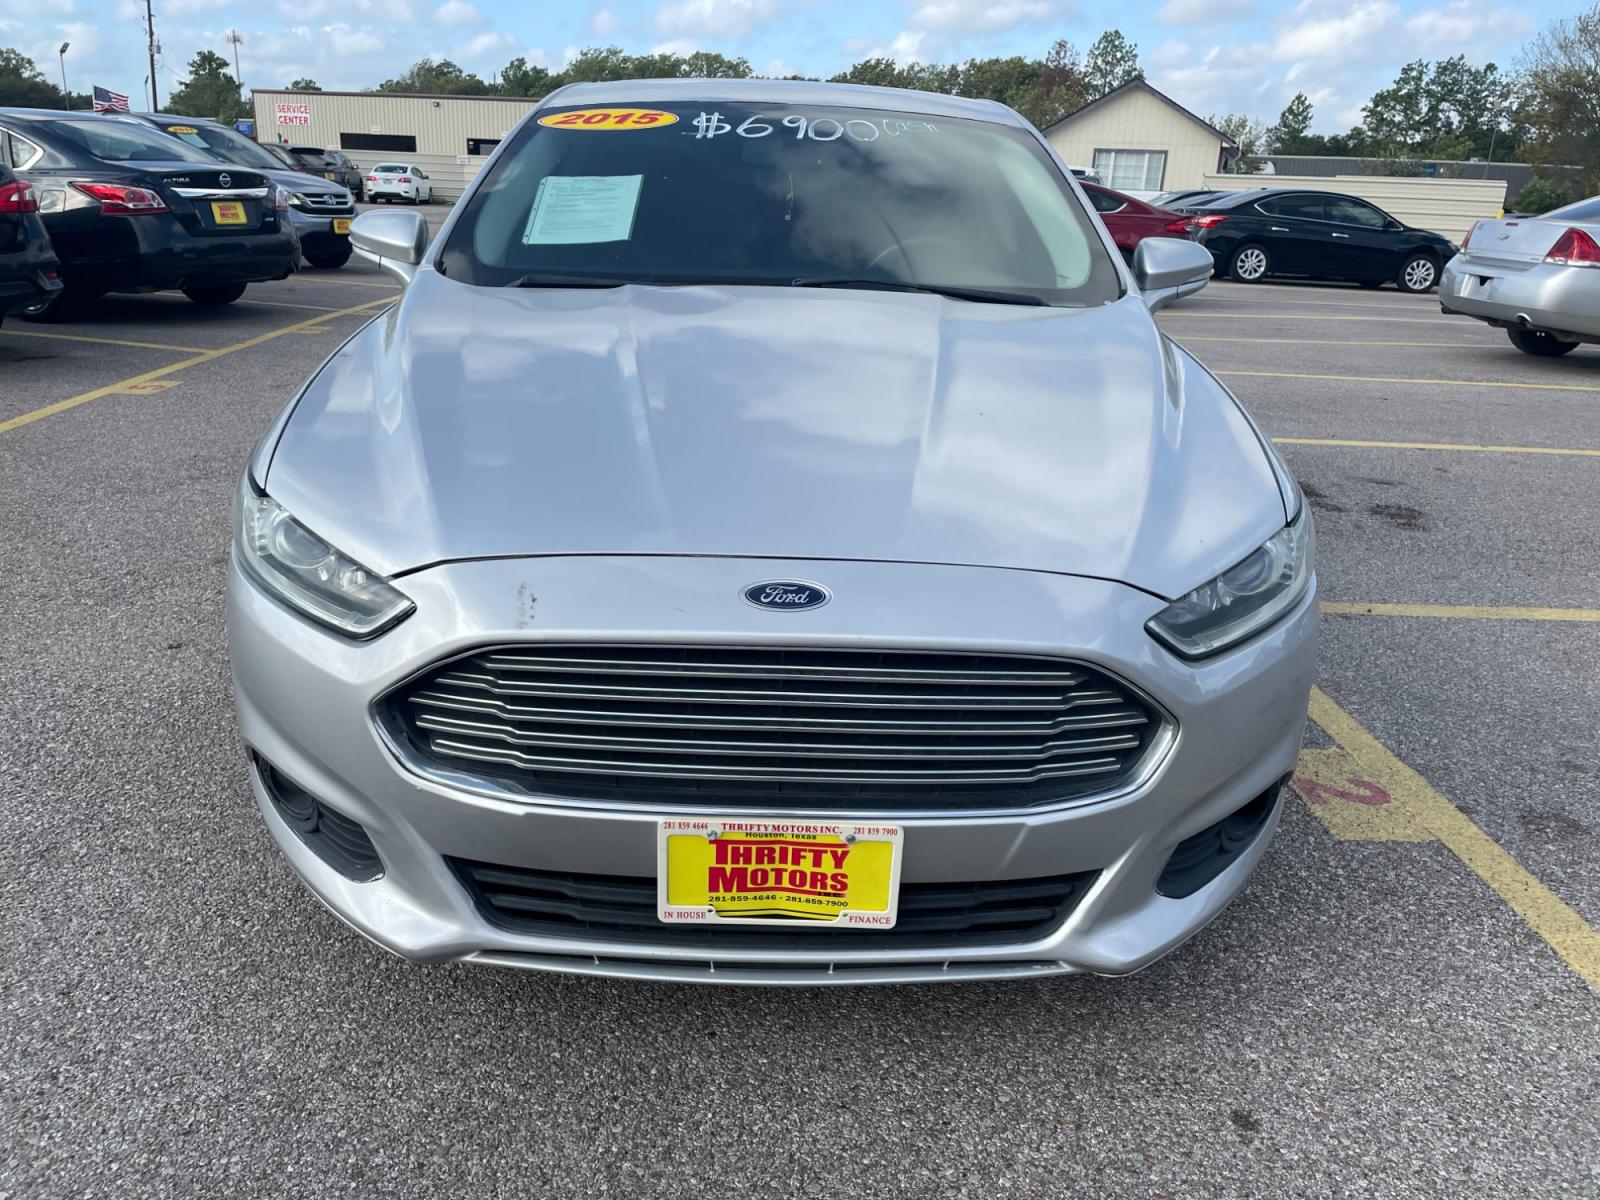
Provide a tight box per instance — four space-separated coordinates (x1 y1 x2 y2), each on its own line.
275 102 311 127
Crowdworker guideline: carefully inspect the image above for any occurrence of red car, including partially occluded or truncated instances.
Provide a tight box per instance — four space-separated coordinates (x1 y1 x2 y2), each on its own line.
1082 182 1196 262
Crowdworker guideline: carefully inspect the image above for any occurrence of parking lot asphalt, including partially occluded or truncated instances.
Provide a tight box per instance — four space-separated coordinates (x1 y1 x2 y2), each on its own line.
3 234 1599 1198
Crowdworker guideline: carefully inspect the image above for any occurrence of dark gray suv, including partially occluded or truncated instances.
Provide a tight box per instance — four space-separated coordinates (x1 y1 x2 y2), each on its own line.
269 144 365 201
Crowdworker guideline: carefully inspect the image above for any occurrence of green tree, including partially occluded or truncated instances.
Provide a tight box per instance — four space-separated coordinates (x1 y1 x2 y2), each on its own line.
0 46 69 108
1510 176 1572 213
1084 30 1141 99
1211 112 1269 169
1517 5 1600 189
1267 92 1317 154
498 56 551 96
165 50 247 121
1361 56 1516 161
287 77 321 91
378 57 489 95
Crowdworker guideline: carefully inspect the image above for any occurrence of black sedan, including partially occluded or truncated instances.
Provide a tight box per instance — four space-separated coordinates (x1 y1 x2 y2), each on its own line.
0 160 62 325
0 109 299 316
1189 188 1457 292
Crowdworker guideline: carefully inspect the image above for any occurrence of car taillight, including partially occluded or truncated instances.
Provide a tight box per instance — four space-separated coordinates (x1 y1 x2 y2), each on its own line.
70 181 168 215
1189 214 1229 228
274 185 290 212
1461 221 1478 251
1164 217 1194 234
366 175 377 182
1544 227 1600 266
398 177 412 183
0 180 39 213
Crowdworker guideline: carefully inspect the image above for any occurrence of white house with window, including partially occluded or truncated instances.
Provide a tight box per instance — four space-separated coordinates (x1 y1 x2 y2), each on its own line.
1041 79 1239 196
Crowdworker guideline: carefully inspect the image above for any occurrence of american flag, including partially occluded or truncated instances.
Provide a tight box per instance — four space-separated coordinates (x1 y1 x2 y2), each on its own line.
92 85 130 113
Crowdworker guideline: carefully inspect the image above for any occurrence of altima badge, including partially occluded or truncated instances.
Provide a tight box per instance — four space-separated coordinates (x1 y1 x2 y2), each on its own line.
742 581 830 611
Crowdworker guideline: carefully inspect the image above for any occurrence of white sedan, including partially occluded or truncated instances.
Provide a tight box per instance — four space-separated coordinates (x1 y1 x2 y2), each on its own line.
365 163 434 205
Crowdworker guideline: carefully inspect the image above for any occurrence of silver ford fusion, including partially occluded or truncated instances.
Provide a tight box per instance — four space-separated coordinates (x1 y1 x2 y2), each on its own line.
1440 194 1600 357
229 80 1317 985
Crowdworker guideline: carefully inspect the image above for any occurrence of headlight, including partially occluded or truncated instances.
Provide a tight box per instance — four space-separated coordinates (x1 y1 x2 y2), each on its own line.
234 478 414 638
285 191 308 208
1146 507 1314 659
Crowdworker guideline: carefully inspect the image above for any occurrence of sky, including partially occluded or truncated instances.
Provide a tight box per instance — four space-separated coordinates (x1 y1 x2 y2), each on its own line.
1 0 1573 131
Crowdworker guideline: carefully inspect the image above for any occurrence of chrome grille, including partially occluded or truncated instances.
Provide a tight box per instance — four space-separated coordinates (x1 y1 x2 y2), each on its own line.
299 192 354 213
382 645 1165 811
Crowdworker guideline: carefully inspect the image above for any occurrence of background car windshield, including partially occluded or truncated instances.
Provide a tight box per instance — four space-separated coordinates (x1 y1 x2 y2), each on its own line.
163 124 285 172
440 102 1120 305
1545 196 1600 222
374 163 408 173
46 119 217 163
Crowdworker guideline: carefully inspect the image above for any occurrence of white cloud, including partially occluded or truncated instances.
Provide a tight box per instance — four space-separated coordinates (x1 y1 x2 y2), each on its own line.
905 0 1054 33
459 28 515 58
1403 0 1532 47
590 6 622 36
649 37 702 55
654 0 785 39
1156 0 1253 27
323 23 384 55
1269 0 1397 61
764 57 800 76
433 0 483 27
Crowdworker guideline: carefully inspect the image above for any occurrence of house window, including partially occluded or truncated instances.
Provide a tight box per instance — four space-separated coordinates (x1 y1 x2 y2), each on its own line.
1092 149 1167 192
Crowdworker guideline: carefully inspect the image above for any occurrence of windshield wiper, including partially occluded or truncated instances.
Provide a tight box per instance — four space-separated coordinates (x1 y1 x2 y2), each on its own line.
792 277 1047 306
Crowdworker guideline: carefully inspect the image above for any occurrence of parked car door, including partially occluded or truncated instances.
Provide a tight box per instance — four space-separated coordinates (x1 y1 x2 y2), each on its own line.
1323 195 1400 281
1254 193 1327 274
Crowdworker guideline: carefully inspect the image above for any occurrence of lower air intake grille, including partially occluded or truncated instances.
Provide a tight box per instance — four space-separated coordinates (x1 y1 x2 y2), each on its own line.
448 859 1097 950
382 645 1164 812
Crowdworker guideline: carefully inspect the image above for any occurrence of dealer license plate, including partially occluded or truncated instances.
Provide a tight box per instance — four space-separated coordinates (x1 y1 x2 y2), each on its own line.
331 218 351 235
210 201 247 225
325 172 338 181
658 818 902 928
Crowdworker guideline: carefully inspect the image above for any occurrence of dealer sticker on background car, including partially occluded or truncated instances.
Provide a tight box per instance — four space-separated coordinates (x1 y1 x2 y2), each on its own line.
658 819 903 927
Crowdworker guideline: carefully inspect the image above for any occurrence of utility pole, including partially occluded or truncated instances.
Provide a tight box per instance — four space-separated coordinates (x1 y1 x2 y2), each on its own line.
226 30 243 92
58 42 70 109
146 0 159 111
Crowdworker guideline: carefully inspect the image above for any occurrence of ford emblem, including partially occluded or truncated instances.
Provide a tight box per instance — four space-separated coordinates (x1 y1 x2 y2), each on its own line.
742 580 830 612
218 172 232 188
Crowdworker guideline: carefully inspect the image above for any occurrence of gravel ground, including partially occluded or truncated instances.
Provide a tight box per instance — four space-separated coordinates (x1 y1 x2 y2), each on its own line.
3 249 1598 1198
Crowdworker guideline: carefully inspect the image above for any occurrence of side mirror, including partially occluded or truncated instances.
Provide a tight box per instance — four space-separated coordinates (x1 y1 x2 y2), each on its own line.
1133 238 1215 312
350 208 429 285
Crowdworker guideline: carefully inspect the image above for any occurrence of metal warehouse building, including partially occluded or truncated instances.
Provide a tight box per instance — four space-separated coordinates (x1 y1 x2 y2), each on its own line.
250 90 544 200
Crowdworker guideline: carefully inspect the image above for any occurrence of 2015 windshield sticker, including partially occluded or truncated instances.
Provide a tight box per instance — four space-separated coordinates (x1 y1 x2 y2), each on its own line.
522 175 643 245
537 108 680 130
689 111 940 141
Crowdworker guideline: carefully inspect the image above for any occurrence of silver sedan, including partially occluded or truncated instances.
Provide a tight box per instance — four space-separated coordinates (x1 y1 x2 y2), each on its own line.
1441 195 1600 356
228 79 1317 985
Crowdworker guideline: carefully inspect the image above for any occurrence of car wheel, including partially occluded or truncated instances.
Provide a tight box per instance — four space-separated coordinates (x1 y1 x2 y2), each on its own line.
305 246 352 270
183 282 248 306
1397 254 1439 293
1229 243 1269 283
1507 328 1580 357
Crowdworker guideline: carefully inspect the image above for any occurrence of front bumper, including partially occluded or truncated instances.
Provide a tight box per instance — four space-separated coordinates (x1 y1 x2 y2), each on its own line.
287 207 353 250
1440 257 1600 340
229 553 1317 985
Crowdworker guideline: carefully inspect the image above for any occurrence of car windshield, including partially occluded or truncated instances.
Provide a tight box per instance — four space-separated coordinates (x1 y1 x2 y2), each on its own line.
374 163 408 173
159 123 285 172
289 149 328 164
44 118 217 163
438 100 1121 306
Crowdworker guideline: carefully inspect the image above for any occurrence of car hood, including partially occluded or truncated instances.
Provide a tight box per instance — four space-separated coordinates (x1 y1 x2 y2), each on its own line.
264 168 347 196
264 272 1285 598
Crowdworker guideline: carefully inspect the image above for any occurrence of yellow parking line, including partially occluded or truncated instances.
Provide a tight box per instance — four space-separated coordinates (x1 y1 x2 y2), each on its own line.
1321 601 1600 622
1179 336 1480 349
1306 688 1600 991
1275 436 1600 458
0 329 209 353
286 275 399 290
1221 369 1600 394
0 296 393 436
241 298 362 313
